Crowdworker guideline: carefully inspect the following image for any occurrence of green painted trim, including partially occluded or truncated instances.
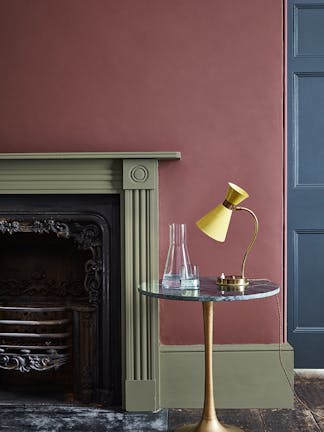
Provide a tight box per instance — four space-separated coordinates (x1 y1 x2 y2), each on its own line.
122 160 160 411
160 343 294 409
0 159 123 194
123 159 157 190
161 344 293 352
0 153 169 411
125 380 157 411
0 154 178 195
0 151 181 160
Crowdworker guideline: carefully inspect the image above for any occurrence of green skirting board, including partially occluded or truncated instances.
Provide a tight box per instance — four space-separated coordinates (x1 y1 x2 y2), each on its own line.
160 344 294 409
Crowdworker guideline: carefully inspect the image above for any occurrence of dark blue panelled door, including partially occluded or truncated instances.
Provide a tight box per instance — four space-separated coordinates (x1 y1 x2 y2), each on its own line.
288 0 324 367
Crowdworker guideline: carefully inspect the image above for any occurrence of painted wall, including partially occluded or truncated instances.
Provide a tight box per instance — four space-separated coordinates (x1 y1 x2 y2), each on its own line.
0 0 283 344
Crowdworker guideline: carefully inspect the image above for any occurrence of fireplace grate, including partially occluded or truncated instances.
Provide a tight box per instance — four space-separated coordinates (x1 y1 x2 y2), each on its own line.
0 306 71 372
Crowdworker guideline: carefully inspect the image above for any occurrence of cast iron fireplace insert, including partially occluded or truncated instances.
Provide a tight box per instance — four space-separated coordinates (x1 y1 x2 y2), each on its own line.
0 195 121 406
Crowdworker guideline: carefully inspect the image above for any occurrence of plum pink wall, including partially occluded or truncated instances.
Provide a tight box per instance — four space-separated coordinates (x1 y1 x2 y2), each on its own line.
0 0 283 344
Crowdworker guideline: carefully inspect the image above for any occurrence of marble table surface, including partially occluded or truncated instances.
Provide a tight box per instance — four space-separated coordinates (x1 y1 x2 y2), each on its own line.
138 277 280 302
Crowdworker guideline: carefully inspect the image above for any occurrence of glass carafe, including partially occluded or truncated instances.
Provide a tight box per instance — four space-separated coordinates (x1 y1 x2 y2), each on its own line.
162 223 192 288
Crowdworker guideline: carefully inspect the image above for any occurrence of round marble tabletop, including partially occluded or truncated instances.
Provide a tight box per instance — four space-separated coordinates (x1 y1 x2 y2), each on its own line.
138 277 280 302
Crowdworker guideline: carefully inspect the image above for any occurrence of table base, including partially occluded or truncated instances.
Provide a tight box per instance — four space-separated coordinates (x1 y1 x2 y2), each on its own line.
175 302 246 432
175 422 245 432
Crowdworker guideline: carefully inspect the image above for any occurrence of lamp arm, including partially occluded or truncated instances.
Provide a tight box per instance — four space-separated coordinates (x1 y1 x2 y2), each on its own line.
235 206 259 279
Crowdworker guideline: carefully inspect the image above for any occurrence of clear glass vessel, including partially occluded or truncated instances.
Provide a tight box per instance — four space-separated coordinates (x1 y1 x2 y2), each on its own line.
162 223 199 289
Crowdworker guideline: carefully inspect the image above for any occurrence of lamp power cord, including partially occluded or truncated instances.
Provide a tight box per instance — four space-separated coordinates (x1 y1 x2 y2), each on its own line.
274 292 324 422
249 278 324 421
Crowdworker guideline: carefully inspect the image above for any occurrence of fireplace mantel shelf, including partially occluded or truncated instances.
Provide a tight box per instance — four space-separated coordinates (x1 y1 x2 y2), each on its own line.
0 151 181 160
0 151 181 195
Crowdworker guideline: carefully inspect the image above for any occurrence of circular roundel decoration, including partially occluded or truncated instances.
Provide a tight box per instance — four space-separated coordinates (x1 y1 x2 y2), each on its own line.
130 165 149 183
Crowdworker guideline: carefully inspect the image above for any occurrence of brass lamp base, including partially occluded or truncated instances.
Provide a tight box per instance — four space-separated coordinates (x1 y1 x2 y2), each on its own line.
217 275 249 289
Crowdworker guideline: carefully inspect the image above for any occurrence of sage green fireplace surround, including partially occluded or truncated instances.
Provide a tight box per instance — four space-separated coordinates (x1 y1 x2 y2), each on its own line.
0 152 293 411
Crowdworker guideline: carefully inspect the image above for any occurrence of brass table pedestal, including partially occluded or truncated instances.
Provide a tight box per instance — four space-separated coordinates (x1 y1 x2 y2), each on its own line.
138 277 280 432
176 302 244 432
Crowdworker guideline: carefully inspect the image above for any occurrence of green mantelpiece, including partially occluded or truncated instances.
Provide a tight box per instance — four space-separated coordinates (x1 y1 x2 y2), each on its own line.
0 151 181 412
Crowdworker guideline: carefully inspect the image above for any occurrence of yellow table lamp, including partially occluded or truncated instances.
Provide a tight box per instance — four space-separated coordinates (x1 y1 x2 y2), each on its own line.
196 182 259 288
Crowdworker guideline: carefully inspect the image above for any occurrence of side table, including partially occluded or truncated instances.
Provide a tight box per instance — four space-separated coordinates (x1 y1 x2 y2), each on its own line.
139 277 280 432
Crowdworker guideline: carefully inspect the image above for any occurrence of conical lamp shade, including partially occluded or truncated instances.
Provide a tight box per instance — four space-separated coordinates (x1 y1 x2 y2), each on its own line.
196 182 249 242
225 182 249 206
196 203 232 242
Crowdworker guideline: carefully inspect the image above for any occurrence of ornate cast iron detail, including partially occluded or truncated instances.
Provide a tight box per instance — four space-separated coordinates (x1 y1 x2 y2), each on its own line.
0 219 103 305
0 349 69 372
84 259 102 305
0 275 86 298
0 219 70 238
70 223 103 305
0 218 101 392
30 220 70 238
0 220 20 235
72 224 101 250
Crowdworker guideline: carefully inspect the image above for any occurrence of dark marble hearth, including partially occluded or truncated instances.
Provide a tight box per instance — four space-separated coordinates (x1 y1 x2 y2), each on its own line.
0 405 168 432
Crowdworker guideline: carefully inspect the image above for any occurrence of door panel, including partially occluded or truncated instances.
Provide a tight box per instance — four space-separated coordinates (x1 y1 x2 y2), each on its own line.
288 0 324 367
295 5 324 56
294 230 324 329
296 74 324 185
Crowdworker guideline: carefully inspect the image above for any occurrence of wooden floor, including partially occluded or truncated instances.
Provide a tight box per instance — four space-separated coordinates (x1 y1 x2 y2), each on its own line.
168 370 324 432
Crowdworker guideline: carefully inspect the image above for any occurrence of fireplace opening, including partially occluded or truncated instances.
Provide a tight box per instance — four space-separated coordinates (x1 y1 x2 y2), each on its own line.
0 195 121 407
